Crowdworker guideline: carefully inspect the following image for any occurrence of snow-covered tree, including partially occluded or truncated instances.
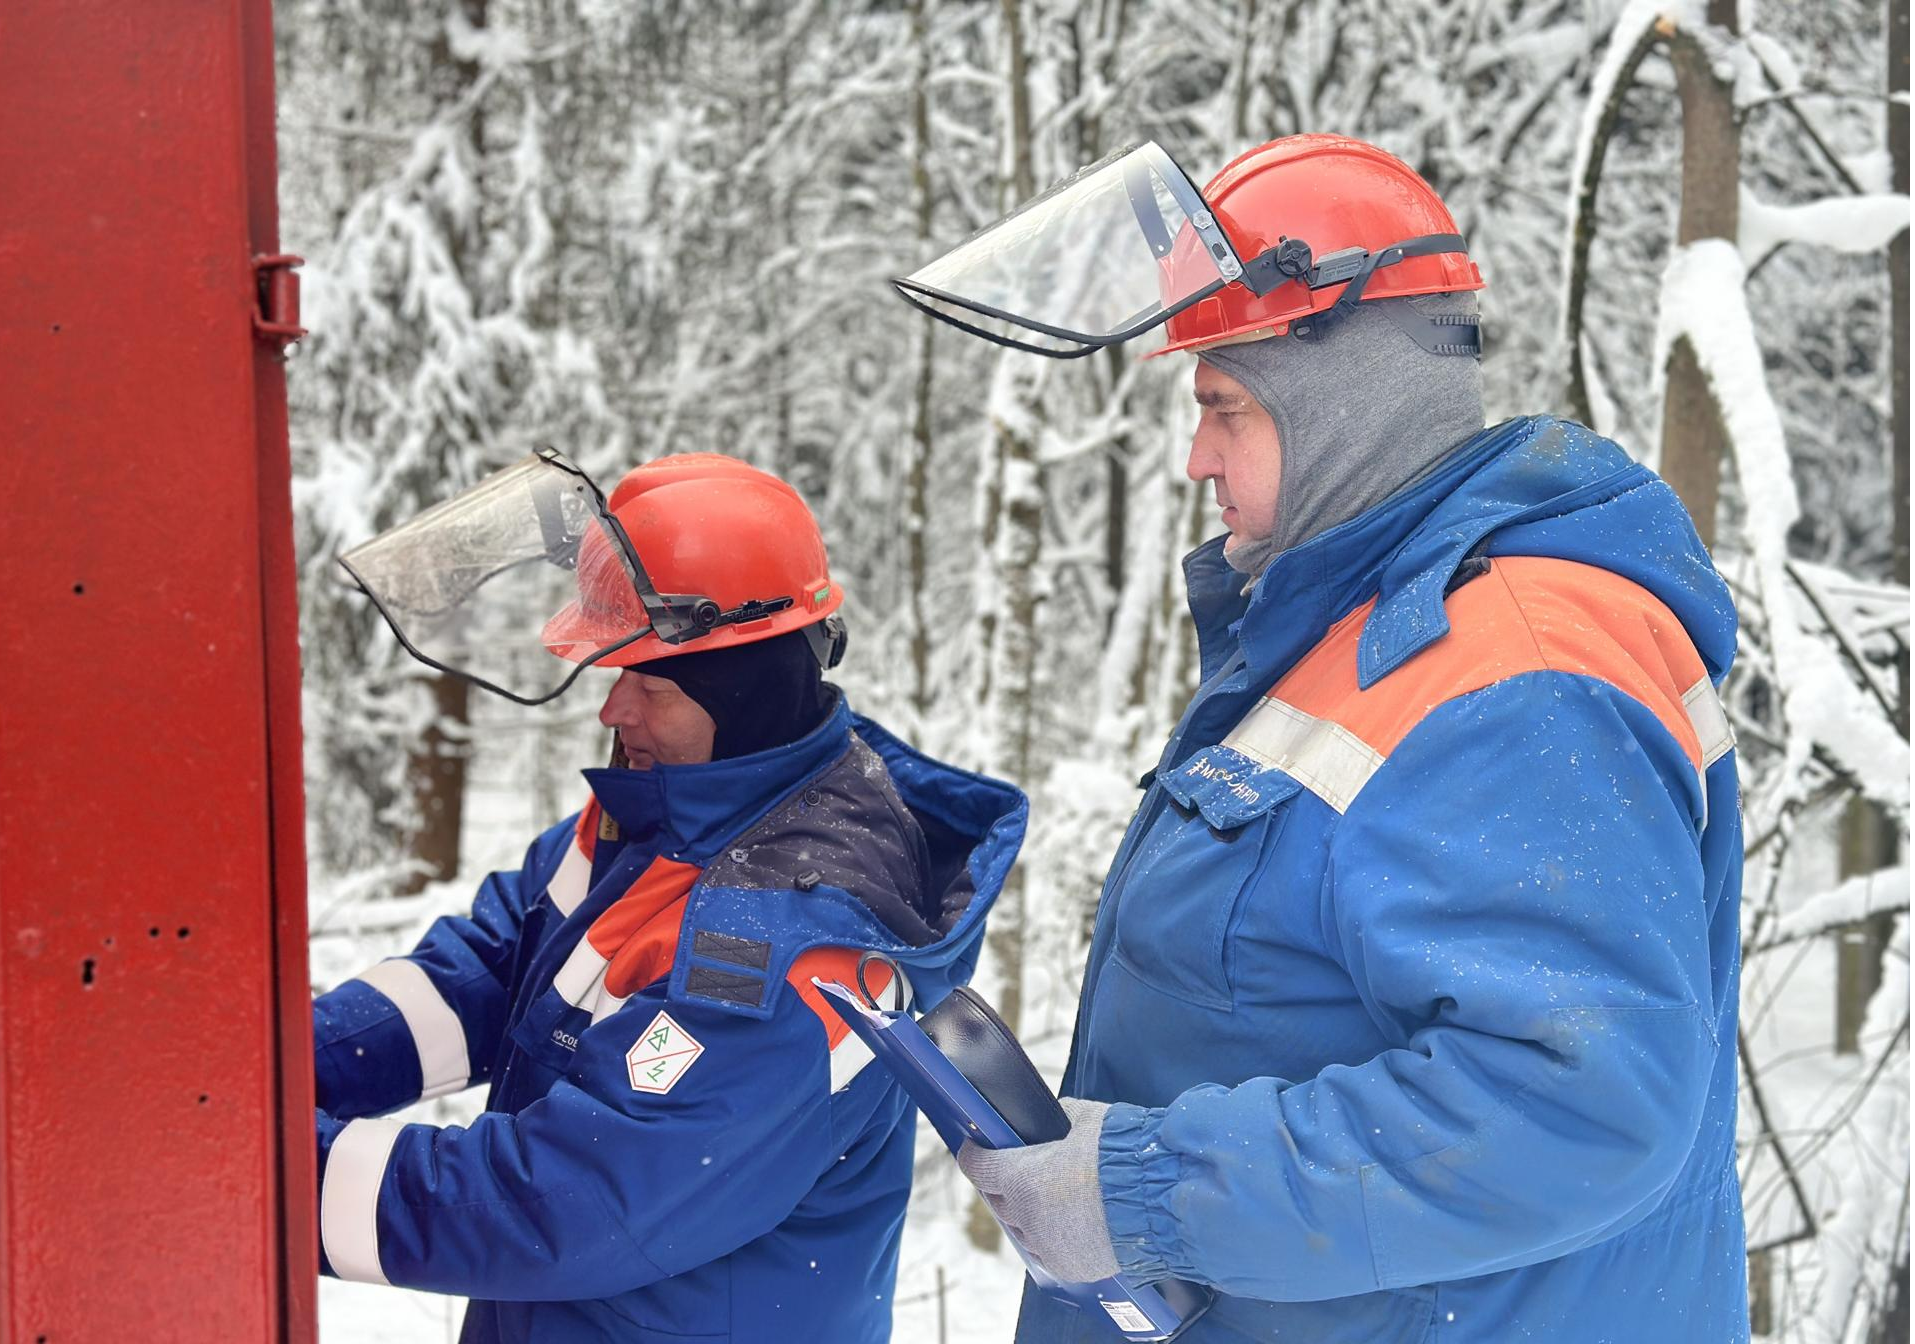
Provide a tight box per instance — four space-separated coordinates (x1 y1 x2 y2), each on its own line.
283 3 1908 1336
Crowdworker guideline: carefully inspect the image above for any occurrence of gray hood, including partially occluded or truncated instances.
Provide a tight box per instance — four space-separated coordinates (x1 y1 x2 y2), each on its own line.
1198 291 1486 581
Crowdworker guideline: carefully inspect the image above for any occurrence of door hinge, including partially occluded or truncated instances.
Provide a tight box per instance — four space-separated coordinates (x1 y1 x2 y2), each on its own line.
252 253 307 346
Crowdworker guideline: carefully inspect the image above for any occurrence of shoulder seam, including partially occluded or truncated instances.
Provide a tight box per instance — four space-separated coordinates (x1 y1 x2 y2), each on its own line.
1489 559 1553 675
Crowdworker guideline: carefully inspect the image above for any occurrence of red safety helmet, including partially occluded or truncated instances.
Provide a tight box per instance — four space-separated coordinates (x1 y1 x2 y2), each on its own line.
542 453 846 671
1154 135 1483 357
341 450 845 707
893 133 1482 360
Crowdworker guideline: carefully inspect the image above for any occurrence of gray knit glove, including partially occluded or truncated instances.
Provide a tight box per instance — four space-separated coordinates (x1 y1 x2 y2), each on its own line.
956 1097 1119 1283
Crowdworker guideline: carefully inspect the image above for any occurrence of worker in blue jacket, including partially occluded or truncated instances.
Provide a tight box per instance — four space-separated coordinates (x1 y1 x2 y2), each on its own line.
899 136 1748 1341
315 451 1026 1343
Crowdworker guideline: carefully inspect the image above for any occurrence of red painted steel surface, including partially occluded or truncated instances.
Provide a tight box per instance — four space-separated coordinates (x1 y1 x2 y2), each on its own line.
0 2 316 1340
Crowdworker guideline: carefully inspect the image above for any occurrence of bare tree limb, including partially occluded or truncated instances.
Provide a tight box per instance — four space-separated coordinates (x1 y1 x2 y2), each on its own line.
1563 19 1663 427
1745 45 1867 195
1740 1026 1820 1254
1786 562 1904 722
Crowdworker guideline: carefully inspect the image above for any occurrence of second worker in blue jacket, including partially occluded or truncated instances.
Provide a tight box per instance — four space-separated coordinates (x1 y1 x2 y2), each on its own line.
313 452 1026 1343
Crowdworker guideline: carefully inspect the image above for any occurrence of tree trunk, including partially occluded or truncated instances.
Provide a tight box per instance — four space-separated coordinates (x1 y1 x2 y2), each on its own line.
1891 0 1910 741
400 0 487 895
1873 3 1909 1327
1834 794 1899 1053
1089 14 1131 644
1658 3 1741 550
906 0 935 723
968 0 1043 1255
403 672 472 893
1749 1249 1773 1336
1103 348 1129 635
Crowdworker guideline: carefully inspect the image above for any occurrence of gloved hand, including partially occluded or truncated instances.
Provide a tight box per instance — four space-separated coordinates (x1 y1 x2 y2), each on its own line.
956 1096 1119 1283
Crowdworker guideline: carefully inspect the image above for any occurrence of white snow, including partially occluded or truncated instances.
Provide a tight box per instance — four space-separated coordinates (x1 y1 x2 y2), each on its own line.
1742 30 1803 95
277 5 1909 1339
1759 866 1911 948
1654 240 1909 818
1561 0 1701 330
1739 187 1912 265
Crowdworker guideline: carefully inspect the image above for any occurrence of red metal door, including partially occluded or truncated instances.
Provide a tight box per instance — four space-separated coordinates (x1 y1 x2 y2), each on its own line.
0 2 317 1340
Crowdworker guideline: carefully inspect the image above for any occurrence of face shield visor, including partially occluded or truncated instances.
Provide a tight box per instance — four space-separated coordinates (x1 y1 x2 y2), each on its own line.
892 142 1244 358
895 140 1478 361
339 451 723 706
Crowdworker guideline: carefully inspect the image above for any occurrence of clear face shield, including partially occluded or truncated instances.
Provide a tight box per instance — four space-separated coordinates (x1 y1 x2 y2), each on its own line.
895 140 1477 360
338 451 719 706
892 142 1244 358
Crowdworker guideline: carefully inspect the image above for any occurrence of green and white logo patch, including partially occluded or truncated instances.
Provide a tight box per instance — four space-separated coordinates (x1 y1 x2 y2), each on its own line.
625 1010 704 1094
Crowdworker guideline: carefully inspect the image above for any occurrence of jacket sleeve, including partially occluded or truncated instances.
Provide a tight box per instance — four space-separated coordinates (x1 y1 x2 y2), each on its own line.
312 819 575 1119
314 974 850 1300
1097 674 1720 1300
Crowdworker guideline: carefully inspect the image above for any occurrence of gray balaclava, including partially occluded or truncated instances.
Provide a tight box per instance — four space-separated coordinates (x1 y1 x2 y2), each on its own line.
1198 290 1486 582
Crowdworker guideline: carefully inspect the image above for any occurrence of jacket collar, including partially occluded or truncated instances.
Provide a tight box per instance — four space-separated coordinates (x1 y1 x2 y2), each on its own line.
1358 418 1650 686
581 689 853 862
1192 417 1668 699
1192 418 1534 692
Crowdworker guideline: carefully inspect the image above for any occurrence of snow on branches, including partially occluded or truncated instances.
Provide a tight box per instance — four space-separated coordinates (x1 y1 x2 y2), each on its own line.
1655 239 1907 822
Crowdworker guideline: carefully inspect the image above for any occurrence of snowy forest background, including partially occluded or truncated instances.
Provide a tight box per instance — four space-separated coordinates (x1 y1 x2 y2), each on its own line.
275 1 1911 1340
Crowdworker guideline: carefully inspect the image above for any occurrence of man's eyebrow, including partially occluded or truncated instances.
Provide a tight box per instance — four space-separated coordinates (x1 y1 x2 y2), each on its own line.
1195 388 1250 409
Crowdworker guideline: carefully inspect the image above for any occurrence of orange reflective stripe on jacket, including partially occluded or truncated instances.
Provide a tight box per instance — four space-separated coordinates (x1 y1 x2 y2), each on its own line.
1224 557 1734 815
545 852 893 1087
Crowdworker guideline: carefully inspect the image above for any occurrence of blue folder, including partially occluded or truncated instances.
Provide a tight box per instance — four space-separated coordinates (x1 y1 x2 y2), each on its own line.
818 979 1209 1341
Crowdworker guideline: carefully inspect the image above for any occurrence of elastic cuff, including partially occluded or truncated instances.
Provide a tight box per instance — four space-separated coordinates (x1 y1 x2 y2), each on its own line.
1098 1101 1182 1281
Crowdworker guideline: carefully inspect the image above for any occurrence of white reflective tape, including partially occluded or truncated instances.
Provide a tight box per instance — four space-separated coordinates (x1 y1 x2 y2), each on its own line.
546 840 592 917
320 1117 406 1285
829 1031 876 1092
1222 697 1385 815
353 959 470 1101
828 967 911 1093
553 936 609 1010
1682 675 1736 769
589 987 629 1025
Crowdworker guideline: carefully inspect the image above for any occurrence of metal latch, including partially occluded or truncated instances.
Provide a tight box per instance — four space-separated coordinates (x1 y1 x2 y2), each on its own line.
252 253 307 346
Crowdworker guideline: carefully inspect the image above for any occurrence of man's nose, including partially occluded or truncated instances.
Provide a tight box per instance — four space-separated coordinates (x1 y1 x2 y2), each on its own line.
1186 424 1221 483
599 671 640 728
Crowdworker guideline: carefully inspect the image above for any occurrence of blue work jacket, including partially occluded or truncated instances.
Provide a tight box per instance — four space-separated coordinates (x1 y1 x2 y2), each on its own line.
312 698 1026 1343
1019 417 1748 1343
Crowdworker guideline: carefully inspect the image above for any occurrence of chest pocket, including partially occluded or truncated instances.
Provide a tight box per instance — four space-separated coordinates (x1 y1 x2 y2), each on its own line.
1113 744 1300 1010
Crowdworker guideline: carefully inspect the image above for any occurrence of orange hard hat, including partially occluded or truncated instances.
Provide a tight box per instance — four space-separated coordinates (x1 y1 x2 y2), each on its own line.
892 133 1480 360
542 453 845 670
1155 134 1483 357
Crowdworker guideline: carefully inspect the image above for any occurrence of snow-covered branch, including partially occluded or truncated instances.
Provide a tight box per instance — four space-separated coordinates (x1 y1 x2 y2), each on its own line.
1753 866 1910 950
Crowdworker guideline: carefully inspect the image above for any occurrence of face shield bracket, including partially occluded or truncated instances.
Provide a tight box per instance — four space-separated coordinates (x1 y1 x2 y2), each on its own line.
1282 232 1471 345
645 593 799 643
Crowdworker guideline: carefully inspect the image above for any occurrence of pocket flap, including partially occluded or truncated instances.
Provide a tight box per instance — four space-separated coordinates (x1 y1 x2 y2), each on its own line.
1161 744 1303 831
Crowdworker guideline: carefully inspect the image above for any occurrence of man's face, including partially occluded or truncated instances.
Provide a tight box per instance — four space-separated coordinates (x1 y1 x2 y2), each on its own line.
598 669 716 768
1186 360 1282 549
